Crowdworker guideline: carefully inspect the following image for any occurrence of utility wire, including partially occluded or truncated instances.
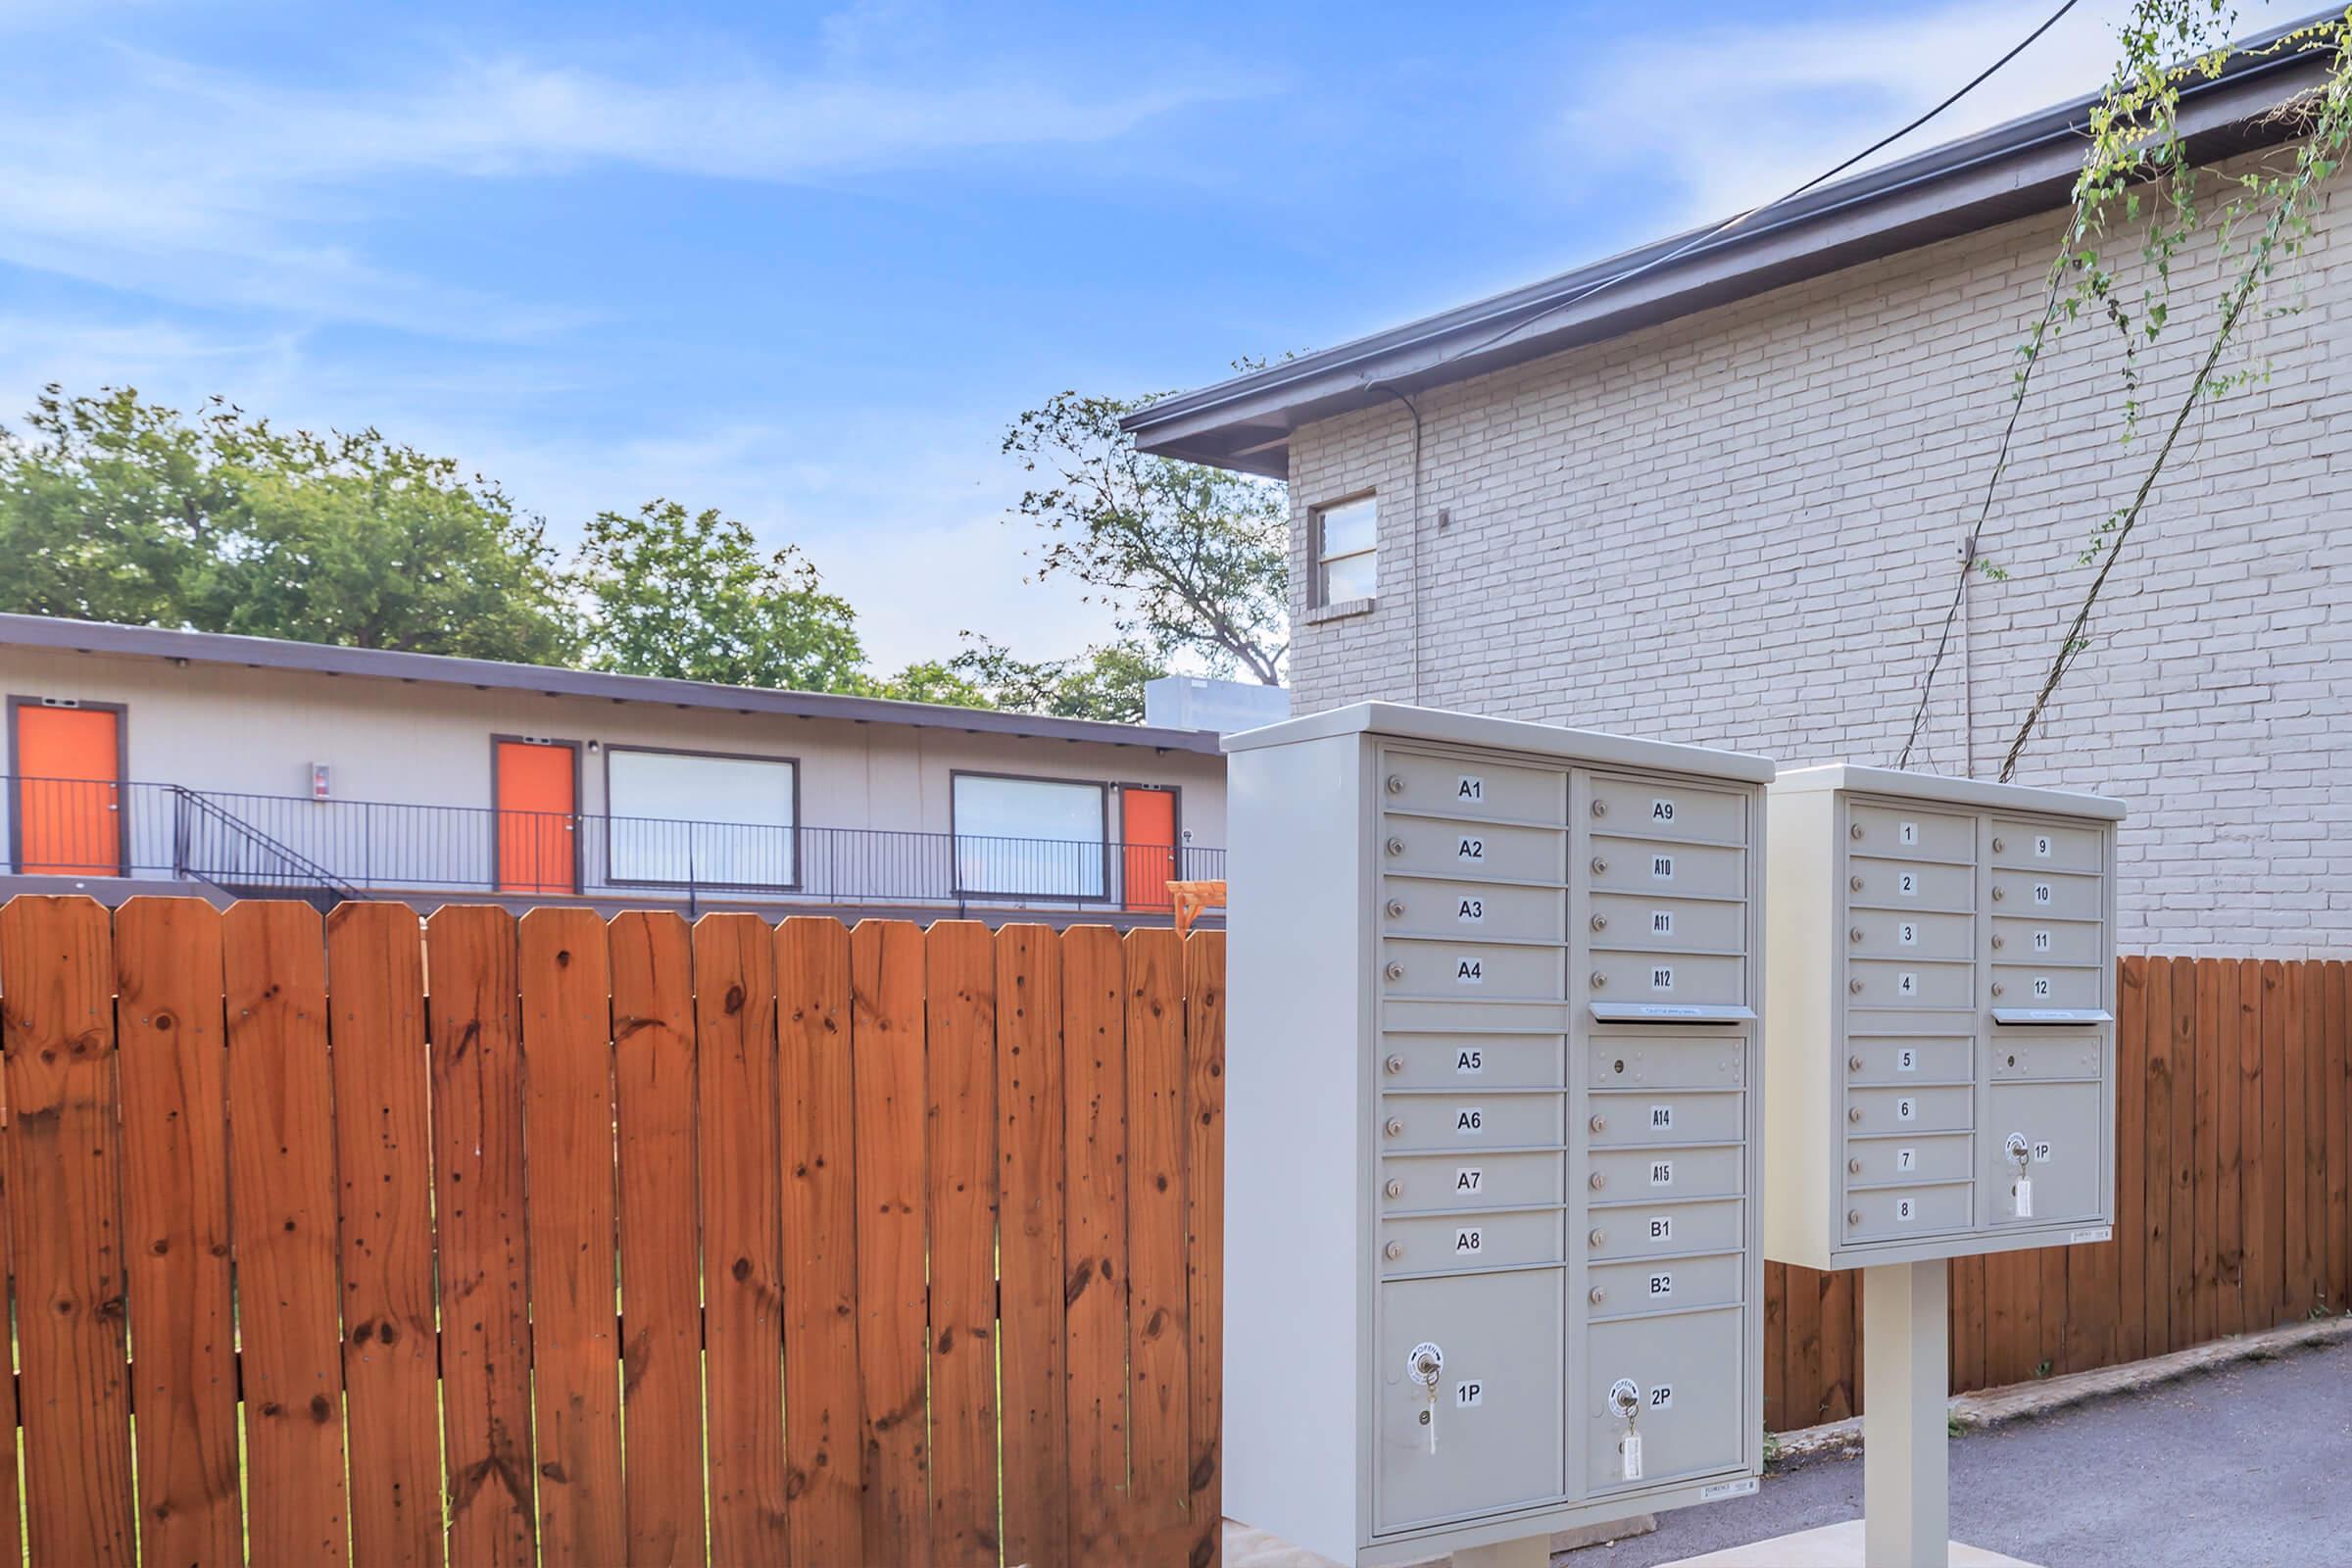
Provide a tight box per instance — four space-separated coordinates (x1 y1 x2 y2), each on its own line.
1445 0 2087 370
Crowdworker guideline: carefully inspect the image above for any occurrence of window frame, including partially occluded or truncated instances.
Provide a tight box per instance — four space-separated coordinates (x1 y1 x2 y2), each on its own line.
600 742 803 893
949 768 1111 903
1311 491 1379 608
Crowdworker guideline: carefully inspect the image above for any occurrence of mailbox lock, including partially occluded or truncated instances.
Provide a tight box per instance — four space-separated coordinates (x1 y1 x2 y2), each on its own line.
1848 978 1865 995
1608 1379 1642 1420
1589 1171 1607 1191
1849 926 1863 944
1992 885 2005 902
1849 874 1865 893
1591 799 1607 818
1384 1054 1404 1076
1589 1286 1606 1305
1849 822 1865 840
1589 1113 1607 1134
1386 836 1405 858
1589 1227 1606 1247
1992 933 2005 950
1385 898 1405 918
1591 970 1607 991
1611 1058 1627 1076
1848 1208 1863 1227
1848 1106 1864 1124
1384 1179 1403 1199
2005 1054 2018 1069
1847 1157 1862 1175
1992 837 2006 854
1384 1117 1404 1138
1591 856 1609 875
1592 913 1608 932
1385 1241 1404 1261
1991 981 2006 998
1847 1054 1863 1071
1385 961 1406 982
1385 774 1405 795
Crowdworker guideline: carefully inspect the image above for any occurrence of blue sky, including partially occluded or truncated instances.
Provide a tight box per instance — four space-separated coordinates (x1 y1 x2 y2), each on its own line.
0 0 2171 671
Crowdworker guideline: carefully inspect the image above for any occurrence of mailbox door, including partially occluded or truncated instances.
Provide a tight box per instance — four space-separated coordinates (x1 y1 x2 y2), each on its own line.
1376 1270 1566 1532
1584 1308 1745 1494
1984 1079 2104 1224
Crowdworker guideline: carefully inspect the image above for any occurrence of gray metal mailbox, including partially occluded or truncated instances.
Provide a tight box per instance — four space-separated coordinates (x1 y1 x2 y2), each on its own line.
1762 765 2126 1270
1223 702 1774 1565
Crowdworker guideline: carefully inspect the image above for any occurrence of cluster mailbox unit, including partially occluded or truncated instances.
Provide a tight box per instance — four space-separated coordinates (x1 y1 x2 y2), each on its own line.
1223 704 1774 1566
1763 765 2126 1269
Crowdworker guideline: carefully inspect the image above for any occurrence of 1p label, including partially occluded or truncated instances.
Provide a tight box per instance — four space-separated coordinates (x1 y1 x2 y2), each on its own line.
1454 1380 1484 1409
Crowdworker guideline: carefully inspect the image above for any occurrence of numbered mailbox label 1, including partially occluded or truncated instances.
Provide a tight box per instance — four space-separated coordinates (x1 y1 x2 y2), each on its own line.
1650 798 1677 825
1454 1048 1485 1075
1647 1271 1674 1299
1456 775 1485 804
1454 1107 1485 1136
1454 1380 1485 1409
1898 820 1920 847
1455 957 1485 986
1453 1227 1484 1255
1648 1103 1674 1132
1646 1214 1674 1243
1648 1159 1674 1188
1457 836 1486 862
1454 1166 1485 1195
1457 897 1485 924
1649 965 1675 992
1651 854 1676 882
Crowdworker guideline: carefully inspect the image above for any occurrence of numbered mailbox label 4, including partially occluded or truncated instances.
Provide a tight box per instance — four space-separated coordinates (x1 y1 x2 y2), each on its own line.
1846 958 1973 1009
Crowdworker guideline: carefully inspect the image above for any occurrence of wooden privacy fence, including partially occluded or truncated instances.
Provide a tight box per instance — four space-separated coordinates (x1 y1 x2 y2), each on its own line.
0 895 1226 1568
1765 956 2352 1429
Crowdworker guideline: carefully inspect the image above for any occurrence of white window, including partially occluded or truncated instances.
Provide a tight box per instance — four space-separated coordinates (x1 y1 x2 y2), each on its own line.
1313 495 1377 605
953 774 1106 899
607 749 797 887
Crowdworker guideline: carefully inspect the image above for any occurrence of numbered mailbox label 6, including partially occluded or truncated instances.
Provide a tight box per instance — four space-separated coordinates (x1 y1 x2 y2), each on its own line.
1382 753 1568 823
1377 1271 1564 1532
1844 1084 1972 1136
1383 1093 1564 1152
1586 1198 1744 1261
1585 1089 1744 1149
1589 777 1745 844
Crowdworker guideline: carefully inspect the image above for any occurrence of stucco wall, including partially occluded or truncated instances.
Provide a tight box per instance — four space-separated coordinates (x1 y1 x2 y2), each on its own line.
1284 162 2352 956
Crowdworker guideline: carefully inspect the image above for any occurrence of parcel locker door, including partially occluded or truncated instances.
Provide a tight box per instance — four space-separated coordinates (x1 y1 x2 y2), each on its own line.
1985 1079 2105 1224
1584 1307 1745 1494
1377 1270 1565 1531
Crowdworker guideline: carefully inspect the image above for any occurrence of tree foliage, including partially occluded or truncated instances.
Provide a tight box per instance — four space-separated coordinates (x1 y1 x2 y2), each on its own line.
0 385 575 662
945 636 1166 724
571 500 867 691
1003 390 1289 684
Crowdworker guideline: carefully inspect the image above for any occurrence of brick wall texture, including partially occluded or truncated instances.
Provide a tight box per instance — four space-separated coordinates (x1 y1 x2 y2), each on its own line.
1285 162 2351 957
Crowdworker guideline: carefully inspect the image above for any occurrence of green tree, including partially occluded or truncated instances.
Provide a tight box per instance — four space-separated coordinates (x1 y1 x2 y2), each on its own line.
1003 391 1289 684
573 499 867 690
856 658 997 709
947 635 1167 723
0 384 576 662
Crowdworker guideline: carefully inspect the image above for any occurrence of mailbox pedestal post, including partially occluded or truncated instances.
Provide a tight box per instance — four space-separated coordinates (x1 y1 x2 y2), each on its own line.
1450 1537 1549 1568
1861 1259 1949 1568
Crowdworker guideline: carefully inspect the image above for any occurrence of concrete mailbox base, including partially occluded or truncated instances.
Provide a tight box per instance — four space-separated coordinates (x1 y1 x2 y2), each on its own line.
1654 1519 2041 1567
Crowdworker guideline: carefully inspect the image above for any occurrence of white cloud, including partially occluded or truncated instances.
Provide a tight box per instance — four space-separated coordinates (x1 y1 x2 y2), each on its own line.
1565 0 2157 231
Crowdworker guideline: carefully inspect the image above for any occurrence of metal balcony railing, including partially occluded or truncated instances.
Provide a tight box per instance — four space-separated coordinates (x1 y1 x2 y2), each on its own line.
0 775 1223 915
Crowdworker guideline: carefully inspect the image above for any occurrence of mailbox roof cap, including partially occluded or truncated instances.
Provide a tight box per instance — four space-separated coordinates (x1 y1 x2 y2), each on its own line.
1222 700 1776 783
1771 762 2125 821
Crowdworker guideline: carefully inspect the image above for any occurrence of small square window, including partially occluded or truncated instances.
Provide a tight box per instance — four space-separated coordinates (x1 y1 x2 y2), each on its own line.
1314 495 1377 606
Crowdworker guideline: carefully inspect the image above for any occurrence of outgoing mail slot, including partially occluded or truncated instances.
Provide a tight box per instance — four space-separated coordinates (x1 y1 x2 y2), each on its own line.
1588 777 1745 844
1588 1144 1743 1202
1585 1308 1743 1494
1847 804 1975 863
1984 1080 2103 1223
1385 817 1565 882
1843 1131 1973 1186
1989 1037 2104 1080
1590 1250 1742 1318
1589 892 1746 955
1382 752 1566 824
1990 868 2101 920
1586 1089 1743 1148
1383 1033 1563 1091
1384 1093 1563 1152
1384 1151 1564 1213
1377 1270 1564 1532
1991 916 2102 964
1588 837 1745 900
1588 1037 1745 1091
1589 951 1743 1006
1588 1198 1744 1261
1989 964 2100 1010
1385 877 1565 943
1845 1181 1972 1240
1845 1036 1973 1086
1990 819 2102 873
1849 907 1974 962
1846 857 1974 911
1846 958 1973 1009
1845 1084 1971 1136
1381 1208 1563 1275
1383 939 1564 1001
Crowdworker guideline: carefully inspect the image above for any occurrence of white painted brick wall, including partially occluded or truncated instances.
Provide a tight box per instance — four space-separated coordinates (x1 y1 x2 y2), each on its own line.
1286 165 2352 957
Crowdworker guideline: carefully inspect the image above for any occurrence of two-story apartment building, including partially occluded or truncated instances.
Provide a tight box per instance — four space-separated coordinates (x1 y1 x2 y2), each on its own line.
1131 18 2347 956
0 614 1228 924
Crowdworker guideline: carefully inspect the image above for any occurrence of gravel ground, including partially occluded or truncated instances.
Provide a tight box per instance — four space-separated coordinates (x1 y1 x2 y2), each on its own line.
1572 1334 2352 1568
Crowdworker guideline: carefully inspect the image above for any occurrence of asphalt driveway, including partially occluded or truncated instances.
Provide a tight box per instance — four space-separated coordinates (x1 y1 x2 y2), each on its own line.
1576 1333 2352 1568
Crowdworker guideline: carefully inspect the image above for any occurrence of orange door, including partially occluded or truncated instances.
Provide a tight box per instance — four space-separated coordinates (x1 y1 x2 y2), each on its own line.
15 705 122 875
1120 786 1178 912
495 740 576 895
